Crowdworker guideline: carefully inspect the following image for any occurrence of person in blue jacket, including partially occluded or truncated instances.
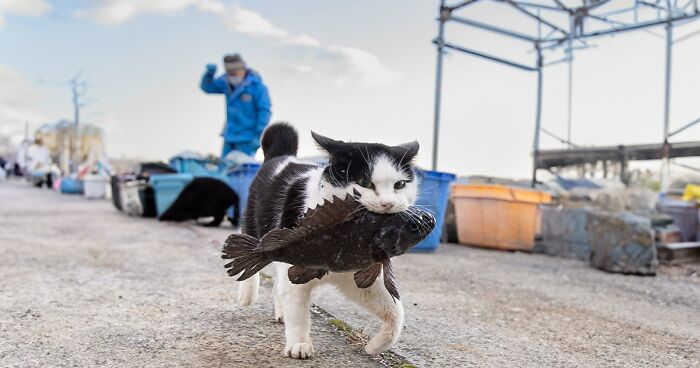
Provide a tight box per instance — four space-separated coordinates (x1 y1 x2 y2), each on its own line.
200 54 271 159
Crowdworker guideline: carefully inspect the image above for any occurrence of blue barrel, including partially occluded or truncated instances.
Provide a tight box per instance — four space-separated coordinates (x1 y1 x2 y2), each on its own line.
149 173 194 217
411 169 456 252
227 163 262 221
60 177 84 195
170 157 225 177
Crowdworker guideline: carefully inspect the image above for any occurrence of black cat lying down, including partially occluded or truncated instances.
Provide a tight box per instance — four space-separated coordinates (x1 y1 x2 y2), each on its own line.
159 176 240 227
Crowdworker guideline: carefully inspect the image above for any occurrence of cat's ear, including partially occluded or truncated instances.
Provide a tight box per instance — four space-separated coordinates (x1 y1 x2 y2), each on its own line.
311 131 347 156
395 141 419 162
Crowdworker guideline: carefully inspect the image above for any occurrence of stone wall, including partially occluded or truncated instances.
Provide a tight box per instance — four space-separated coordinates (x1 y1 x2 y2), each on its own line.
537 206 658 275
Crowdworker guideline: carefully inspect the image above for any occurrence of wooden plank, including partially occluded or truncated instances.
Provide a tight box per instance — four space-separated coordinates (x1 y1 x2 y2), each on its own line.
657 242 700 264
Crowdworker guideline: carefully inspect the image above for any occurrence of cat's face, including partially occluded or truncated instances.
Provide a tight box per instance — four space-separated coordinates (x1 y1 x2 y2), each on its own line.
312 132 419 214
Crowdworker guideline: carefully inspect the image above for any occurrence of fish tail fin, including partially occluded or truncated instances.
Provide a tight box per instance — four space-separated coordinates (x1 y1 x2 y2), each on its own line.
259 228 295 251
222 234 271 281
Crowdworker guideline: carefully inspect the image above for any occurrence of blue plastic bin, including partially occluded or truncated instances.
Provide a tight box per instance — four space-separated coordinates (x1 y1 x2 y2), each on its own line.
227 163 261 220
170 157 225 177
411 169 456 252
60 178 84 194
149 173 194 217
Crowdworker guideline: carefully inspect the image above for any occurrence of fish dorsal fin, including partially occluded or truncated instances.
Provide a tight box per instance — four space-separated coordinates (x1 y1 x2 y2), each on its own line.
354 263 382 289
287 266 328 284
259 228 295 251
382 259 400 302
257 195 359 251
292 194 362 238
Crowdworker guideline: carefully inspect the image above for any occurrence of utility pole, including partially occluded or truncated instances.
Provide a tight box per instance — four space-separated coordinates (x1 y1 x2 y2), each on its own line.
69 70 87 172
432 0 447 171
567 13 575 149
660 21 673 192
531 45 544 188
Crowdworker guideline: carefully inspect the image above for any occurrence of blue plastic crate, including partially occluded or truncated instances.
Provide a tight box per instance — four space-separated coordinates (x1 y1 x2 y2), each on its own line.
227 163 261 221
60 177 84 194
170 157 225 177
149 173 194 217
411 169 456 252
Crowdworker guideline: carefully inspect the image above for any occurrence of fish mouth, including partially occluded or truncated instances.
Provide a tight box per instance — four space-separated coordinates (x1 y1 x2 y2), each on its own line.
374 229 401 257
406 209 436 235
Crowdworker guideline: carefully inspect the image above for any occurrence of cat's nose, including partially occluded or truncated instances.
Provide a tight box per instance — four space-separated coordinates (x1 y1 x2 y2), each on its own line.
380 202 394 211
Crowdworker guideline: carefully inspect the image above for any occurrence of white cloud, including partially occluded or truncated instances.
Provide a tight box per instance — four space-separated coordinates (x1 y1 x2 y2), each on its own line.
0 65 38 108
0 0 52 27
218 5 289 39
0 65 46 140
325 45 402 87
213 6 400 87
73 1 401 87
73 0 224 26
289 34 322 47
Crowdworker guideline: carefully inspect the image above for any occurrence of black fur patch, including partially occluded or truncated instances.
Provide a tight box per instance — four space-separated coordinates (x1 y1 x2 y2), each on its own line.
244 156 315 238
311 132 418 187
160 177 239 227
261 122 298 162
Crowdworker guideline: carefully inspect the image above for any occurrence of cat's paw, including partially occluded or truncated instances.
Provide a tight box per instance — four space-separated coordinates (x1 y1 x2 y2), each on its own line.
237 277 259 306
364 332 394 355
284 342 314 359
237 289 256 306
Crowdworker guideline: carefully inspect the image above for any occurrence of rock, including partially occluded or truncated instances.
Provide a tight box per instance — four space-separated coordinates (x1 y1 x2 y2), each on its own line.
586 211 657 275
536 207 592 261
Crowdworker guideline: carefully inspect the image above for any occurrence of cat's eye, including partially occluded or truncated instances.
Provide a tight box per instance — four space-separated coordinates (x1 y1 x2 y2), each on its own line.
357 178 374 189
394 180 407 190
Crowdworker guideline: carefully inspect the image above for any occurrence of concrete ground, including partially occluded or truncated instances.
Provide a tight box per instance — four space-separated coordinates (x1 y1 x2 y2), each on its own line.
1 179 699 367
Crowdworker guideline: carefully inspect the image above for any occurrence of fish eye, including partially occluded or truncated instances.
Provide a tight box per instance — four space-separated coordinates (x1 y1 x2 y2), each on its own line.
394 180 406 190
357 178 374 189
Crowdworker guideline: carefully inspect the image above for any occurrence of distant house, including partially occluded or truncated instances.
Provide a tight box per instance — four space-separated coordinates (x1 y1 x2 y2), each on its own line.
35 120 105 174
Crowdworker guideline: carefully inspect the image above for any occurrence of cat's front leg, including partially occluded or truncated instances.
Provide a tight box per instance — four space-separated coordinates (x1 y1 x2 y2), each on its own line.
333 272 405 355
276 264 315 359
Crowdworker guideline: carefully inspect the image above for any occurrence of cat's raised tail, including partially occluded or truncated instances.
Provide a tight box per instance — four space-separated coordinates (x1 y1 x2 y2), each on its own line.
261 122 298 162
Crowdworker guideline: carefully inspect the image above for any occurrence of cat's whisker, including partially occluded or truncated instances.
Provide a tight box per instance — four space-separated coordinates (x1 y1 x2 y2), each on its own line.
406 207 433 235
344 205 368 221
413 204 438 211
345 160 351 184
363 146 372 169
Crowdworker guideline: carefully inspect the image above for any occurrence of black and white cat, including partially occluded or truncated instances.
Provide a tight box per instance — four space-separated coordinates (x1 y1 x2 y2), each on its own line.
239 122 419 359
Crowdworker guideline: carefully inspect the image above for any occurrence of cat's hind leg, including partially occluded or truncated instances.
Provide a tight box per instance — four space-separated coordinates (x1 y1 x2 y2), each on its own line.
237 272 259 306
331 272 404 355
272 271 284 323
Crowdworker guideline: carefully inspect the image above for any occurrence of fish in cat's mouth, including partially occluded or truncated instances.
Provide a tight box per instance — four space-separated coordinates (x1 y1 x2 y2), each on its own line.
368 206 436 257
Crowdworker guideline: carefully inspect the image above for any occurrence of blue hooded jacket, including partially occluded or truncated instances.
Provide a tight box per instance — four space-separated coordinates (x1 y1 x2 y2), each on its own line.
200 66 271 145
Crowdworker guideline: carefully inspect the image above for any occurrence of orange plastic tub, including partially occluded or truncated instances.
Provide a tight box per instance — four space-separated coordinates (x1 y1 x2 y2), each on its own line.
451 184 552 251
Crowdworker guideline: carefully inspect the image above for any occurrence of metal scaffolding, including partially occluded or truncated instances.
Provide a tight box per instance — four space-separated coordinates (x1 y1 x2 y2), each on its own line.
432 0 700 187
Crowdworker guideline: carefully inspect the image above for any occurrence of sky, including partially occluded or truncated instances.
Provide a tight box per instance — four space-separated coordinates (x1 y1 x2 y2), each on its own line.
0 0 699 179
